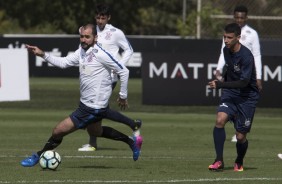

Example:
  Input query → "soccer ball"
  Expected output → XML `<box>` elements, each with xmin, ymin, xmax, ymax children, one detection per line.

<box><xmin>39</xmin><ymin>150</ymin><xmax>61</xmax><ymax>170</ymax></box>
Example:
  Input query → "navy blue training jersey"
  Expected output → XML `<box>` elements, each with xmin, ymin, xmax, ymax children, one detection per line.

<box><xmin>223</xmin><ymin>44</ymin><xmax>259</xmax><ymax>98</ymax></box>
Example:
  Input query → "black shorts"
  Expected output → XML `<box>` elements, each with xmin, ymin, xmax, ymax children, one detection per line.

<box><xmin>70</xmin><ymin>102</ymin><xmax>108</xmax><ymax>129</ymax></box>
<box><xmin>217</xmin><ymin>95</ymin><xmax>258</xmax><ymax>133</ymax></box>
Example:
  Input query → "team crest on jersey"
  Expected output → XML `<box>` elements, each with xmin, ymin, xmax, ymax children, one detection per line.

<box><xmin>86</xmin><ymin>52</ymin><xmax>94</xmax><ymax>62</ymax></box>
<box><xmin>105</xmin><ymin>32</ymin><xmax>112</xmax><ymax>40</ymax></box>
<box><xmin>234</xmin><ymin>64</ymin><xmax>240</xmax><ymax>72</ymax></box>
<box><xmin>86</xmin><ymin>51</ymin><xmax>97</xmax><ymax>62</ymax></box>
<box><xmin>110</xmin><ymin>28</ymin><xmax>117</xmax><ymax>32</ymax></box>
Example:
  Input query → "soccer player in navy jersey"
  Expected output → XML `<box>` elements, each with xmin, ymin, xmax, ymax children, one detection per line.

<box><xmin>215</xmin><ymin>5</ymin><xmax>262</xmax><ymax>143</ymax></box>
<box><xmin>208</xmin><ymin>23</ymin><xmax>260</xmax><ymax>172</ymax></box>
<box><xmin>20</xmin><ymin>24</ymin><xmax>142</xmax><ymax>167</ymax></box>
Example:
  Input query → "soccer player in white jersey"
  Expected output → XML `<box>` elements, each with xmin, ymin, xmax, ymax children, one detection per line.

<box><xmin>214</xmin><ymin>5</ymin><xmax>262</xmax><ymax>143</ymax></box>
<box><xmin>20</xmin><ymin>24</ymin><xmax>142</xmax><ymax>167</ymax></box>
<box><xmin>78</xmin><ymin>3</ymin><xmax>135</xmax><ymax>151</ymax></box>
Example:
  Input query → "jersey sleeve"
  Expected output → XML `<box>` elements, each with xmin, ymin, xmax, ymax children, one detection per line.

<box><xmin>115</xmin><ymin>29</ymin><xmax>133</xmax><ymax>65</ymax></box>
<box><xmin>251</xmin><ymin>31</ymin><xmax>262</xmax><ymax>79</ymax></box>
<box><xmin>44</xmin><ymin>49</ymin><xmax>80</xmax><ymax>68</ymax></box>
<box><xmin>216</xmin><ymin>38</ymin><xmax>225</xmax><ymax>71</ymax></box>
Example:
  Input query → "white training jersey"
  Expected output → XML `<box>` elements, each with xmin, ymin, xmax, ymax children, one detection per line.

<box><xmin>97</xmin><ymin>24</ymin><xmax>133</xmax><ymax>65</ymax></box>
<box><xmin>217</xmin><ymin>24</ymin><xmax>262</xmax><ymax>79</ymax></box>
<box><xmin>43</xmin><ymin>44</ymin><xmax>129</xmax><ymax>109</ymax></box>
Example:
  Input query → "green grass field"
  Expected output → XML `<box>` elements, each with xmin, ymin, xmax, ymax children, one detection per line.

<box><xmin>1</xmin><ymin>78</ymin><xmax>282</xmax><ymax>183</ymax></box>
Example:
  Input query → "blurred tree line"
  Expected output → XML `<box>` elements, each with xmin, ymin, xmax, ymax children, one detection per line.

<box><xmin>0</xmin><ymin>0</ymin><xmax>281</xmax><ymax>39</ymax></box>
<box><xmin>0</xmin><ymin>0</ymin><xmax>223</xmax><ymax>37</ymax></box>
<box><xmin>0</xmin><ymin>0</ymin><xmax>183</xmax><ymax>35</ymax></box>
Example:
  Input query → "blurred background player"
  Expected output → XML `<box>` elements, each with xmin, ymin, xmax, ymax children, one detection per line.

<box><xmin>78</xmin><ymin>3</ymin><xmax>134</xmax><ymax>151</ymax></box>
<box><xmin>214</xmin><ymin>5</ymin><xmax>262</xmax><ymax>143</ymax></box>
<box><xmin>208</xmin><ymin>23</ymin><xmax>260</xmax><ymax>172</ymax></box>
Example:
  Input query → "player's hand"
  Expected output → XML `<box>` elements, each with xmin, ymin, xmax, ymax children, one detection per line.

<box><xmin>25</xmin><ymin>44</ymin><xmax>45</xmax><ymax>57</ymax></box>
<box><xmin>208</xmin><ymin>80</ymin><xmax>218</xmax><ymax>89</ymax></box>
<box><xmin>256</xmin><ymin>79</ymin><xmax>262</xmax><ymax>92</ymax></box>
<box><xmin>117</xmin><ymin>97</ymin><xmax>129</xmax><ymax>110</ymax></box>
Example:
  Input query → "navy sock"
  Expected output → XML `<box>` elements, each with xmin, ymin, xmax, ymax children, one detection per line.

<box><xmin>37</xmin><ymin>136</ymin><xmax>62</xmax><ymax>156</ymax></box>
<box><xmin>213</xmin><ymin>127</ymin><xmax>226</xmax><ymax>161</ymax></box>
<box><xmin>89</xmin><ymin>136</ymin><xmax>97</xmax><ymax>148</ymax></box>
<box><xmin>105</xmin><ymin>109</ymin><xmax>136</xmax><ymax>131</ymax></box>
<box><xmin>101</xmin><ymin>126</ymin><xmax>133</xmax><ymax>146</ymax></box>
<box><xmin>235</xmin><ymin>139</ymin><xmax>248</xmax><ymax>164</ymax></box>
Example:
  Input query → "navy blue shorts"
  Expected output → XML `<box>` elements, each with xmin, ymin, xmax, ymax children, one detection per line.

<box><xmin>70</xmin><ymin>102</ymin><xmax>108</xmax><ymax>129</ymax></box>
<box><xmin>217</xmin><ymin>95</ymin><xmax>258</xmax><ymax>133</ymax></box>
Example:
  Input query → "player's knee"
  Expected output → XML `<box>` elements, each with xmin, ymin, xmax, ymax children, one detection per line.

<box><xmin>215</xmin><ymin>118</ymin><xmax>226</xmax><ymax>128</ymax></box>
<box><xmin>215</xmin><ymin>112</ymin><xmax>228</xmax><ymax>128</ymax></box>
<box><xmin>52</xmin><ymin>127</ymin><xmax>64</xmax><ymax>139</ymax></box>
<box><xmin>236</xmin><ymin>133</ymin><xmax>246</xmax><ymax>143</ymax></box>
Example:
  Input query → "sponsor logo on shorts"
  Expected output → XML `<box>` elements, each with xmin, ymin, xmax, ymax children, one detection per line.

<box><xmin>220</xmin><ymin>103</ymin><xmax>228</xmax><ymax>108</ymax></box>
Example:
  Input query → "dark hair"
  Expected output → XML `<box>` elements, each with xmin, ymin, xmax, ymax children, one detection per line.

<box><xmin>95</xmin><ymin>3</ymin><xmax>111</xmax><ymax>16</ymax></box>
<box><xmin>82</xmin><ymin>24</ymin><xmax>97</xmax><ymax>36</ymax></box>
<box><xmin>234</xmin><ymin>5</ymin><xmax>248</xmax><ymax>15</ymax></box>
<box><xmin>224</xmin><ymin>23</ymin><xmax>241</xmax><ymax>36</ymax></box>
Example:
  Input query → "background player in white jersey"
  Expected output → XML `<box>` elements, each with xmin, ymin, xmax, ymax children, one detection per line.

<box><xmin>214</xmin><ymin>5</ymin><xmax>262</xmax><ymax>143</ymax></box>
<box><xmin>78</xmin><ymin>3</ymin><xmax>134</xmax><ymax>151</ymax></box>
<box><xmin>20</xmin><ymin>24</ymin><xmax>142</xmax><ymax>167</ymax></box>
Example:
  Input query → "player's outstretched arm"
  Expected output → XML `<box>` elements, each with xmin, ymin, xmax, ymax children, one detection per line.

<box><xmin>25</xmin><ymin>44</ymin><xmax>45</xmax><ymax>57</ymax></box>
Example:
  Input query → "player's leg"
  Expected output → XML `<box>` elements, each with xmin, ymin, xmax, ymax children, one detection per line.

<box><xmin>79</xmin><ymin>108</ymin><xmax>142</xmax><ymax>152</ymax></box>
<box><xmin>86</xmin><ymin>121</ymin><xmax>142</xmax><ymax>161</ymax></box>
<box><xmin>101</xmin><ymin>126</ymin><xmax>142</xmax><ymax>161</ymax></box>
<box><xmin>78</xmin><ymin>133</ymin><xmax>97</xmax><ymax>151</ymax></box>
<box><xmin>234</xmin><ymin>132</ymin><xmax>247</xmax><ymax>171</ymax></box>
<box><xmin>103</xmin><ymin>108</ymin><xmax>143</xmax><ymax>160</ymax></box>
<box><xmin>209</xmin><ymin>111</ymin><xmax>228</xmax><ymax>171</ymax></box>
<box><xmin>76</xmin><ymin>103</ymin><xmax>100</xmax><ymax>152</ymax></box>
<box><xmin>21</xmin><ymin>117</ymin><xmax>77</xmax><ymax>167</ymax></box>
<box><xmin>233</xmin><ymin>101</ymin><xmax>256</xmax><ymax>172</ymax></box>
<box><xmin>105</xmin><ymin>108</ymin><xmax>142</xmax><ymax>134</ymax></box>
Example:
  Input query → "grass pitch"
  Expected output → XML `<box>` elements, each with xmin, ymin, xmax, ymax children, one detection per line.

<box><xmin>0</xmin><ymin>78</ymin><xmax>282</xmax><ymax>183</ymax></box>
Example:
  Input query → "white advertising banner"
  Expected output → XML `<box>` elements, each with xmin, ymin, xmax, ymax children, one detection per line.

<box><xmin>0</xmin><ymin>49</ymin><xmax>30</xmax><ymax>101</ymax></box>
